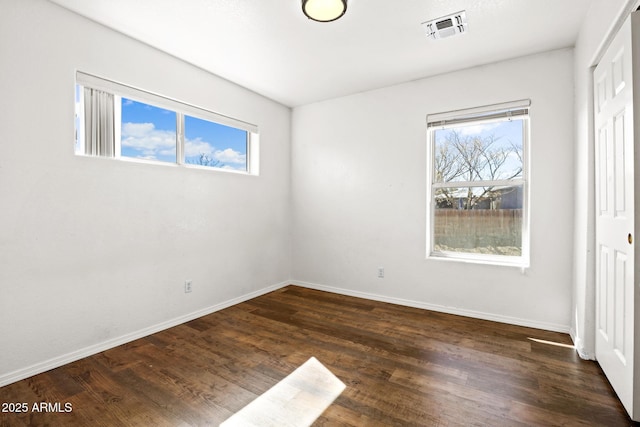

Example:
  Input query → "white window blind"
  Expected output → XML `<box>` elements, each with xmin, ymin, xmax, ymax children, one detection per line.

<box><xmin>427</xmin><ymin>99</ymin><xmax>531</xmax><ymax>129</ymax></box>
<box><xmin>76</xmin><ymin>71</ymin><xmax>258</xmax><ymax>134</ymax></box>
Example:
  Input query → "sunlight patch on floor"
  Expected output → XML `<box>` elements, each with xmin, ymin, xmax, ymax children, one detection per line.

<box><xmin>220</xmin><ymin>357</ymin><xmax>346</xmax><ymax>427</ymax></box>
<box><xmin>528</xmin><ymin>337</ymin><xmax>575</xmax><ymax>349</ymax></box>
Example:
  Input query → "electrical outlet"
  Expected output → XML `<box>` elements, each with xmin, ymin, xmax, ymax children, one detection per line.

<box><xmin>184</xmin><ymin>280</ymin><xmax>193</xmax><ymax>293</ymax></box>
<box><xmin>378</xmin><ymin>267</ymin><xmax>384</xmax><ymax>278</ymax></box>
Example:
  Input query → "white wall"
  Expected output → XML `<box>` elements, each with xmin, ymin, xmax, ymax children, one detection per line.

<box><xmin>0</xmin><ymin>0</ymin><xmax>291</xmax><ymax>385</ymax></box>
<box><xmin>291</xmin><ymin>49</ymin><xmax>575</xmax><ymax>331</ymax></box>
<box><xmin>571</xmin><ymin>0</ymin><xmax>635</xmax><ymax>359</ymax></box>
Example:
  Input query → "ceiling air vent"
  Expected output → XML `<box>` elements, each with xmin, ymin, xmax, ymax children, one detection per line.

<box><xmin>421</xmin><ymin>11</ymin><xmax>467</xmax><ymax>40</ymax></box>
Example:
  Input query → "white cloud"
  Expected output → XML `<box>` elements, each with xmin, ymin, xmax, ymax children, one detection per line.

<box><xmin>458</xmin><ymin>122</ymin><xmax>500</xmax><ymax>136</ymax></box>
<box><xmin>121</xmin><ymin>122</ymin><xmax>176</xmax><ymax>159</ymax></box>
<box><xmin>122</xmin><ymin>122</ymin><xmax>155</xmax><ymax>138</ymax></box>
<box><xmin>185</xmin><ymin>138</ymin><xmax>246</xmax><ymax>168</ymax></box>
<box><xmin>184</xmin><ymin>137</ymin><xmax>215</xmax><ymax>157</ymax></box>
<box><xmin>213</xmin><ymin>148</ymin><xmax>246</xmax><ymax>165</ymax></box>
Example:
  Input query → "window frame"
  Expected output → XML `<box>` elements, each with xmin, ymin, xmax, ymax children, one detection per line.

<box><xmin>426</xmin><ymin>100</ymin><xmax>531</xmax><ymax>267</ymax></box>
<box><xmin>75</xmin><ymin>71</ymin><xmax>259</xmax><ymax>175</ymax></box>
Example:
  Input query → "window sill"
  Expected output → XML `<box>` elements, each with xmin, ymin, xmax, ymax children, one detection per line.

<box><xmin>427</xmin><ymin>251</ymin><xmax>529</xmax><ymax>270</ymax></box>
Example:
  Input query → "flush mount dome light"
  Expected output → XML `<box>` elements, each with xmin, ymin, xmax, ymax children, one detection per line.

<box><xmin>302</xmin><ymin>0</ymin><xmax>347</xmax><ymax>22</ymax></box>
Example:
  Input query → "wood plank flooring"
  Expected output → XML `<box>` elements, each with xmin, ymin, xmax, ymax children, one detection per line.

<box><xmin>0</xmin><ymin>285</ymin><xmax>637</xmax><ymax>426</ymax></box>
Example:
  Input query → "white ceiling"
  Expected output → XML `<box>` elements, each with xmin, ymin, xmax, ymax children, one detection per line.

<box><xmin>49</xmin><ymin>0</ymin><xmax>591</xmax><ymax>107</ymax></box>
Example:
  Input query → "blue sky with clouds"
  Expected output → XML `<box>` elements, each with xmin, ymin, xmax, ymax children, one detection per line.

<box><xmin>120</xmin><ymin>97</ymin><xmax>247</xmax><ymax>170</ymax></box>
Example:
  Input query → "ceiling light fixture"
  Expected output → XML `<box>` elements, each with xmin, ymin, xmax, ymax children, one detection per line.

<box><xmin>302</xmin><ymin>0</ymin><xmax>347</xmax><ymax>22</ymax></box>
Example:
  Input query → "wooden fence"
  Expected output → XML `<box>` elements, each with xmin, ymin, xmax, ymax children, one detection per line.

<box><xmin>433</xmin><ymin>209</ymin><xmax>522</xmax><ymax>252</ymax></box>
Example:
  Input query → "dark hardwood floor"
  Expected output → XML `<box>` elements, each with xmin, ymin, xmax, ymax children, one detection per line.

<box><xmin>0</xmin><ymin>285</ymin><xmax>636</xmax><ymax>426</ymax></box>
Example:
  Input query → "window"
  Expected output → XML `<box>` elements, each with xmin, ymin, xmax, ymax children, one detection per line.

<box><xmin>426</xmin><ymin>100</ymin><xmax>530</xmax><ymax>266</ymax></box>
<box><xmin>75</xmin><ymin>72</ymin><xmax>257</xmax><ymax>174</ymax></box>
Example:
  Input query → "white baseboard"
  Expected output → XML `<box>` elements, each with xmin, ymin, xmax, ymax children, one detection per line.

<box><xmin>1</xmin><ymin>279</ymin><xmax>573</xmax><ymax>388</ymax></box>
<box><xmin>291</xmin><ymin>280</ymin><xmax>571</xmax><ymax>334</ymax></box>
<box><xmin>0</xmin><ymin>281</ymin><xmax>289</xmax><ymax>388</ymax></box>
